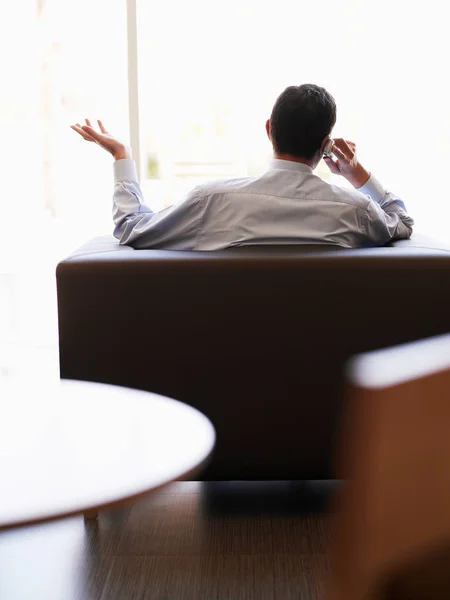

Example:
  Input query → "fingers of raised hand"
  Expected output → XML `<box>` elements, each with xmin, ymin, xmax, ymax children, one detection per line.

<box><xmin>97</xmin><ymin>119</ymin><xmax>107</xmax><ymax>134</ymax></box>
<box><xmin>81</xmin><ymin>124</ymin><xmax>103</xmax><ymax>143</ymax></box>
<box><xmin>70</xmin><ymin>124</ymin><xmax>95</xmax><ymax>142</ymax></box>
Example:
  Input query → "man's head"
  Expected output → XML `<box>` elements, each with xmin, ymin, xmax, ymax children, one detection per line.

<box><xmin>266</xmin><ymin>83</ymin><xmax>337</xmax><ymax>167</ymax></box>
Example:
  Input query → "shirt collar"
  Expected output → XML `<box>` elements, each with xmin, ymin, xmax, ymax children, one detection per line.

<box><xmin>268</xmin><ymin>159</ymin><xmax>313</xmax><ymax>174</ymax></box>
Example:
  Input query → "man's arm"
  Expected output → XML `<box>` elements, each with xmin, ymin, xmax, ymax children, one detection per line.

<box><xmin>112</xmin><ymin>159</ymin><xmax>204</xmax><ymax>249</ymax></box>
<box><xmin>357</xmin><ymin>173</ymin><xmax>414</xmax><ymax>244</ymax></box>
<box><xmin>324</xmin><ymin>138</ymin><xmax>413</xmax><ymax>243</ymax></box>
<box><xmin>71</xmin><ymin>119</ymin><xmax>204</xmax><ymax>250</ymax></box>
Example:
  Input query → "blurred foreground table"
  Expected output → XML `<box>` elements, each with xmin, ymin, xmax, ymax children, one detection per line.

<box><xmin>0</xmin><ymin>379</ymin><xmax>215</xmax><ymax>530</ymax></box>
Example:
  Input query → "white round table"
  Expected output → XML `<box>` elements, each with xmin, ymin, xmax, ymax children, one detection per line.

<box><xmin>0</xmin><ymin>379</ymin><xmax>215</xmax><ymax>530</ymax></box>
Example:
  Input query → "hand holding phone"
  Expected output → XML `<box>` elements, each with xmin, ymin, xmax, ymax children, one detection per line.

<box><xmin>323</xmin><ymin>138</ymin><xmax>370</xmax><ymax>188</ymax></box>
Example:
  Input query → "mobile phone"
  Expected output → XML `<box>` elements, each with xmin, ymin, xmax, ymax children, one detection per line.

<box><xmin>323</xmin><ymin>139</ymin><xmax>334</xmax><ymax>158</ymax></box>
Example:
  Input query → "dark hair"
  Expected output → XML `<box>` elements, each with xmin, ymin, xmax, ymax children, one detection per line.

<box><xmin>269</xmin><ymin>84</ymin><xmax>336</xmax><ymax>159</ymax></box>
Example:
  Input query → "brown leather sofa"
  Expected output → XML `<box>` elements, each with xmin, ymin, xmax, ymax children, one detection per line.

<box><xmin>56</xmin><ymin>233</ymin><xmax>450</xmax><ymax>480</ymax></box>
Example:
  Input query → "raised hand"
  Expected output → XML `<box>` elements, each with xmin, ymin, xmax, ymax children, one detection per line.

<box><xmin>323</xmin><ymin>138</ymin><xmax>370</xmax><ymax>188</ymax></box>
<box><xmin>70</xmin><ymin>119</ymin><xmax>131</xmax><ymax>160</ymax></box>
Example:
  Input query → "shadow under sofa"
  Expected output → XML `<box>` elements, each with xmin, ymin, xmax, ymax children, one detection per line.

<box><xmin>56</xmin><ymin>233</ymin><xmax>450</xmax><ymax>480</ymax></box>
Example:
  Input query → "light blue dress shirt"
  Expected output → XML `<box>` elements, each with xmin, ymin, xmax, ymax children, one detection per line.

<box><xmin>112</xmin><ymin>158</ymin><xmax>413</xmax><ymax>250</ymax></box>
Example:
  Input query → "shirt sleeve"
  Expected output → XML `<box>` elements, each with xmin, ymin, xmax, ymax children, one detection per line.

<box><xmin>357</xmin><ymin>173</ymin><xmax>414</xmax><ymax>245</ymax></box>
<box><xmin>112</xmin><ymin>159</ymin><xmax>204</xmax><ymax>250</ymax></box>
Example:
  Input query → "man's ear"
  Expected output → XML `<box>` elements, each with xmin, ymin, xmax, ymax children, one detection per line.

<box><xmin>265</xmin><ymin>119</ymin><xmax>271</xmax><ymax>141</ymax></box>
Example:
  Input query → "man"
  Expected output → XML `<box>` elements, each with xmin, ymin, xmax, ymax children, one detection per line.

<box><xmin>71</xmin><ymin>83</ymin><xmax>413</xmax><ymax>250</ymax></box>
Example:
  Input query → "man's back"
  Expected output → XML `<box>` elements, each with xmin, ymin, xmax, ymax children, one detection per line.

<box><xmin>112</xmin><ymin>158</ymin><xmax>413</xmax><ymax>250</ymax></box>
<box><xmin>194</xmin><ymin>160</ymin><xmax>373</xmax><ymax>250</ymax></box>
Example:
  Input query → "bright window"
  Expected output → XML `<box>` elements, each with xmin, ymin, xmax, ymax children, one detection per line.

<box><xmin>0</xmin><ymin>0</ymin><xmax>127</xmax><ymax>376</ymax></box>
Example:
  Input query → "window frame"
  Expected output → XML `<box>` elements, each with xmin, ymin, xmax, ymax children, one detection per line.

<box><xmin>126</xmin><ymin>0</ymin><xmax>142</xmax><ymax>180</ymax></box>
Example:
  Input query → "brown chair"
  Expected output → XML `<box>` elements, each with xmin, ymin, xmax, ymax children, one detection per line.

<box><xmin>327</xmin><ymin>333</ymin><xmax>450</xmax><ymax>600</ymax></box>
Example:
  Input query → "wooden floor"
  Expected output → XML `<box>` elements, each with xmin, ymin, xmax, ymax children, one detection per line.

<box><xmin>0</xmin><ymin>480</ymin><xmax>336</xmax><ymax>600</ymax></box>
